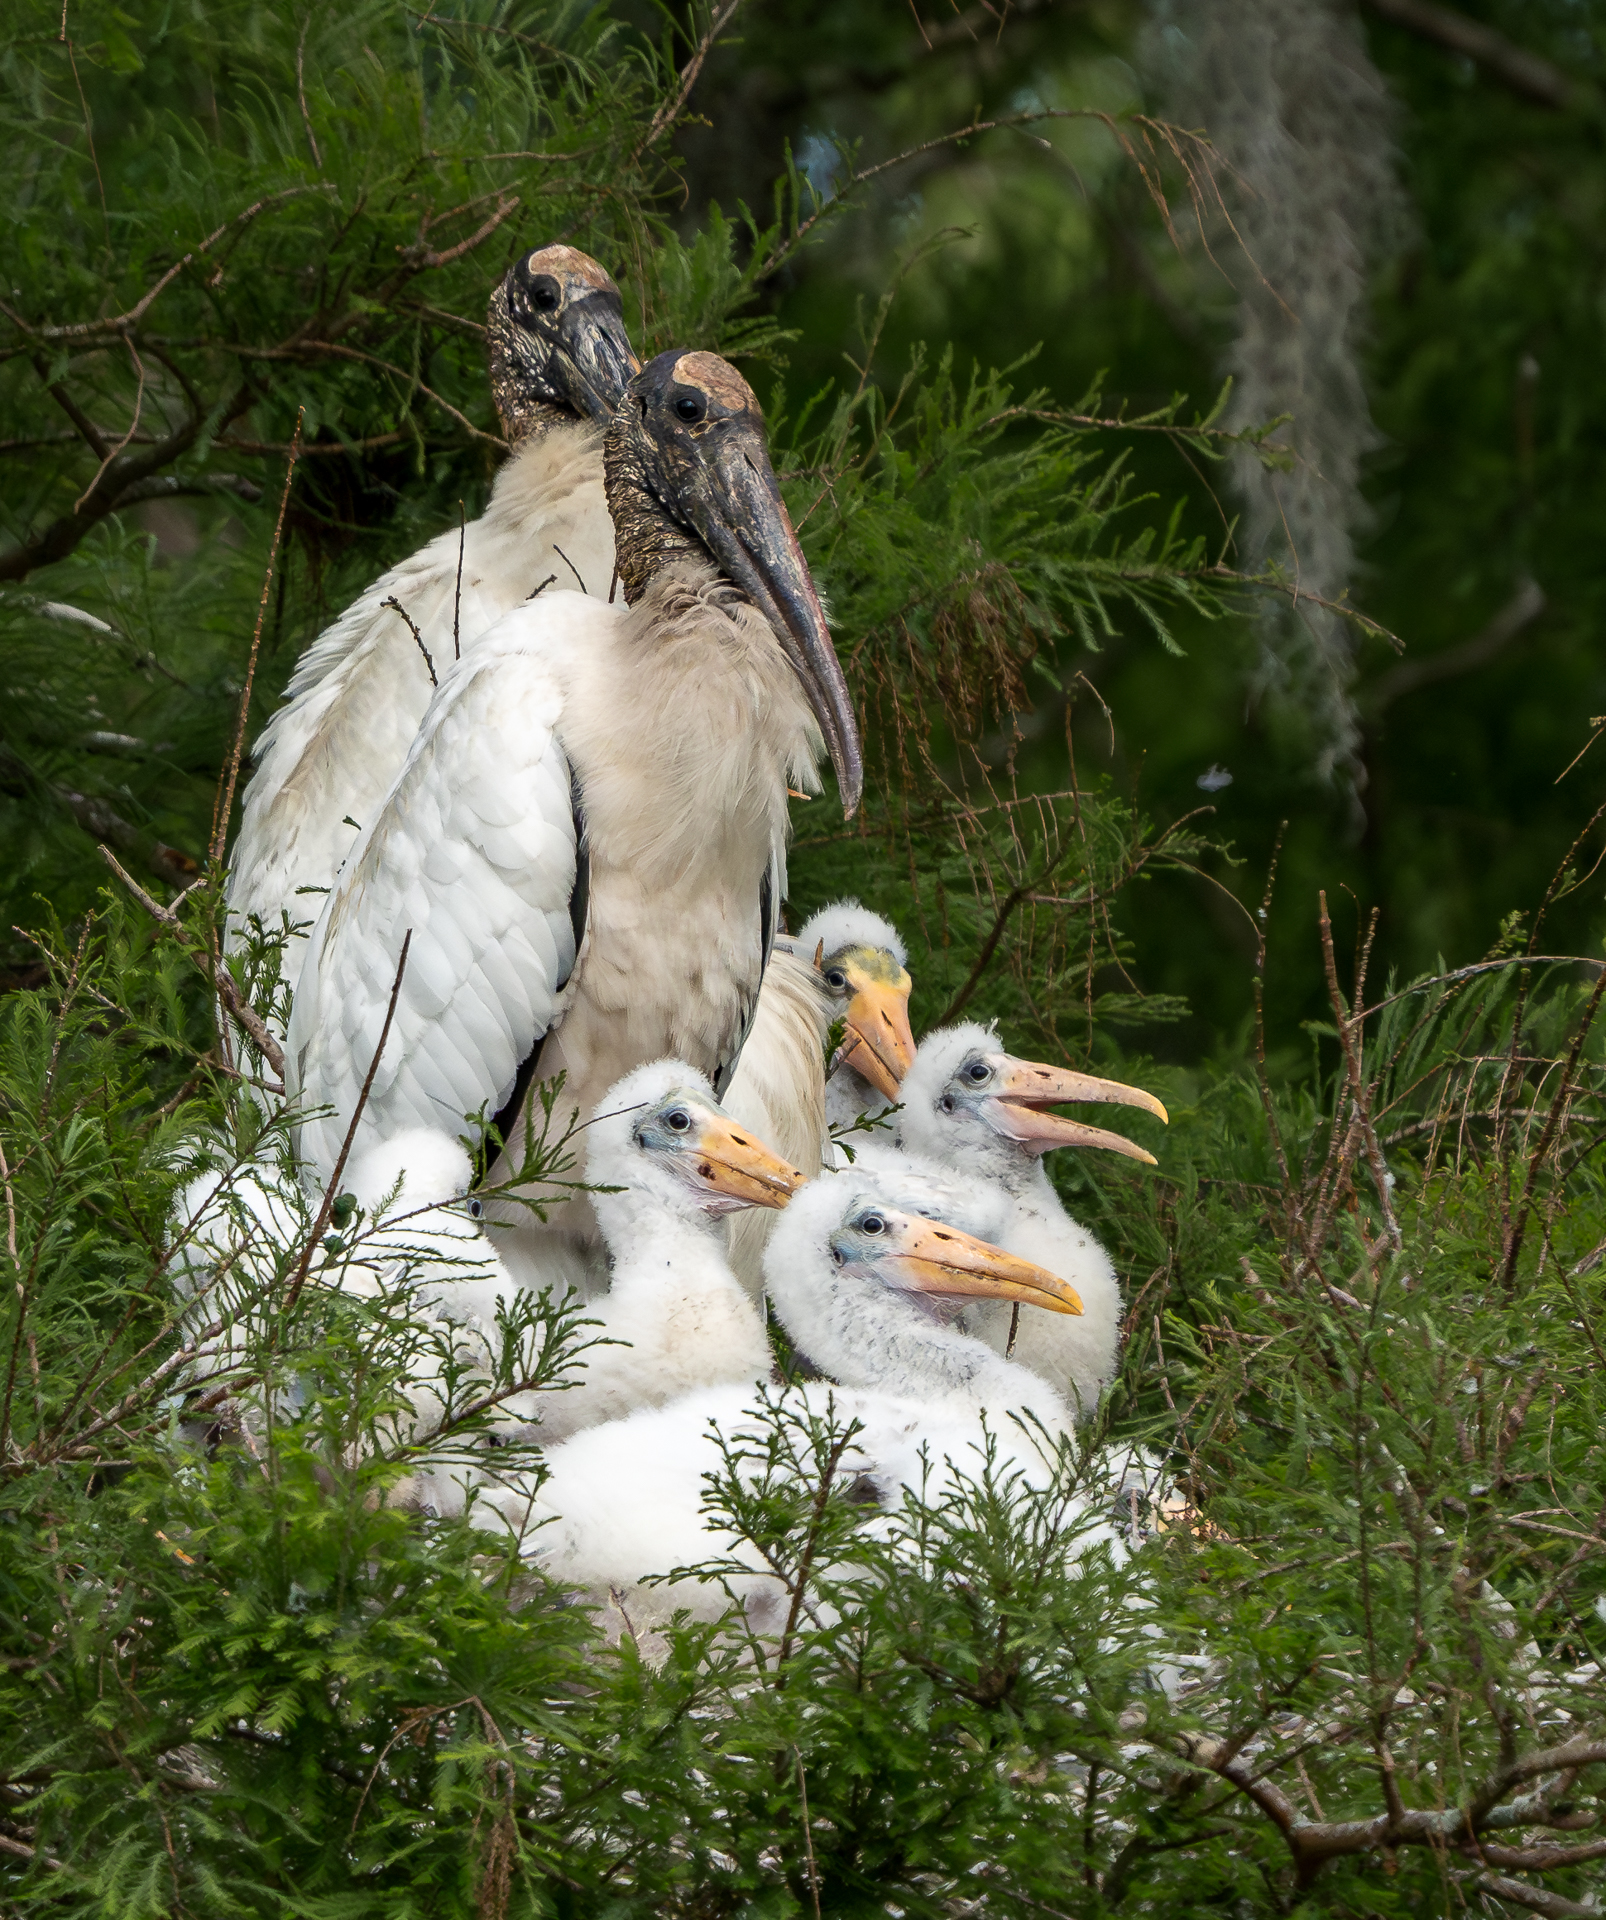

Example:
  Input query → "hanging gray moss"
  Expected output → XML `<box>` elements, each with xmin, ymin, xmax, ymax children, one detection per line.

<box><xmin>1148</xmin><ymin>0</ymin><xmax>1407</xmax><ymax>794</ymax></box>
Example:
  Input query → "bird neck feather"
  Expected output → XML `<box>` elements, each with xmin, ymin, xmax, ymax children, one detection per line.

<box><xmin>602</xmin><ymin>439</ymin><xmax>707</xmax><ymax>604</ymax></box>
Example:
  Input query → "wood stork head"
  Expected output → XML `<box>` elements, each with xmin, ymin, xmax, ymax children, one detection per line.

<box><xmin>796</xmin><ymin>900</ymin><xmax>916</xmax><ymax>1100</ymax></box>
<box><xmin>486</xmin><ymin>245</ymin><xmax>639</xmax><ymax>441</ymax></box>
<box><xmin>605</xmin><ymin>349</ymin><xmax>863</xmax><ymax>815</ymax></box>
<box><xmin>764</xmin><ymin>1172</ymin><xmax>1081</xmax><ymax>1389</ymax></box>
<box><xmin>896</xmin><ymin>1023</ymin><xmax>1168</xmax><ymax>1189</ymax></box>
<box><xmin>586</xmin><ymin>1059</ymin><xmax>806</xmax><ymax>1241</ymax></box>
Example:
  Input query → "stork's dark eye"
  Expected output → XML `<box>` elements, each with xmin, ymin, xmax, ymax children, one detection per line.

<box><xmin>860</xmin><ymin>1213</ymin><xmax>887</xmax><ymax>1235</ymax></box>
<box><xmin>965</xmin><ymin>1061</ymin><xmax>991</xmax><ymax>1083</ymax></box>
<box><xmin>825</xmin><ymin>968</ymin><xmax>848</xmax><ymax>991</ymax></box>
<box><xmin>663</xmin><ymin>1107</ymin><xmax>692</xmax><ymax>1133</ymax></box>
<box><xmin>674</xmin><ymin>393</ymin><xmax>706</xmax><ymax>423</ymax></box>
<box><xmin>940</xmin><ymin>1093</ymin><xmax>956</xmax><ymax>1114</ymax></box>
<box><xmin>514</xmin><ymin>270</ymin><xmax>563</xmax><ymax>319</ymax></box>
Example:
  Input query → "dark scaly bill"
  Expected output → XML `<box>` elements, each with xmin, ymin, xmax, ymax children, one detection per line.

<box><xmin>487</xmin><ymin>244</ymin><xmax>640</xmax><ymax>431</ymax></box>
<box><xmin>611</xmin><ymin>349</ymin><xmax>864</xmax><ymax>816</ymax></box>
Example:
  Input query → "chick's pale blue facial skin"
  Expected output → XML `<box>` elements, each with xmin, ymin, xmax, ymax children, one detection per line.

<box><xmin>634</xmin><ymin>1091</ymin><xmax>804</xmax><ymax>1212</ymax></box>
<box><xmin>937</xmin><ymin>1050</ymin><xmax>1167</xmax><ymax>1165</ymax></box>
<box><xmin>829</xmin><ymin>1202</ymin><xmax>1083</xmax><ymax>1314</ymax></box>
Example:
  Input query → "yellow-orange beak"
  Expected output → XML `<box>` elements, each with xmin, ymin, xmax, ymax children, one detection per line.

<box><xmin>878</xmin><ymin>1208</ymin><xmax>1083</xmax><ymax>1315</ymax></box>
<box><xmin>986</xmin><ymin>1057</ymin><xmax>1168</xmax><ymax>1165</ymax></box>
<box><xmin>683</xmin><ymin>1115</ymin><xmax>807</xmax><ymax>1212</ymax></box>
<box><xmin>837</xmin><ymin>971</ymin><xmax>917</xmax><ymax>1101</ymax></box>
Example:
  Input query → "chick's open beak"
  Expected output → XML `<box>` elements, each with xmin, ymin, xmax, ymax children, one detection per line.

<box><xmin>683</xmin><ymin>1114</ymin><xmax>806</xmax><ymax>1211</ymax></box>
<box><xmin>983</xmin><ymin>1056</ymin><xmax>1167</xmax><ymax>1165</ymax></box>
<box><xmin>880</xmin><ymin>1209</ymin><xmax>1083</xmax><ymax>1315</ymax></box>
<box><xmin>837</xmin><ymin>969</ymin><xmax>916</xmax><ymax>1101</ymax></box>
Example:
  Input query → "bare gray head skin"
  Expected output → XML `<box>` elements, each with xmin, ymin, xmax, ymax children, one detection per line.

<box><xmin>603</xmin><ymin>349</ymin><xmax>864</xmax><ymax>815</ymax></box>
<box><xmin>485</xmin><ymin>245</ymin><xmax>639</xmax><ymax>444</ymax></box>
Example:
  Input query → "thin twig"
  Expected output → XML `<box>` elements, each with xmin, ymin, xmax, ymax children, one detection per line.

<box><xmin>73</xmin><ymin>336</ymin><xmax>145</xmax><ymax>513</ymax></box>
<box><xmin>794</xmin><ymin>1747</ymin><xmax>822</xmax><ymax>1920</ymax></box>
<box><xmin>1318</xmin><ymin>891</ymin><xmax>1402</xmax><ymax>1251</ymax></box>
<box><xmin>296</xmin><ymin>15</ymin><xmax>323</xmax><ymax>170</ymax></box>
<box><xmin>631</xmin><ymin>0</ymin><xmax>745</xmax><ymax>158</ymax></box>
<box><xmin>98</xmin><ymin>847</ymin><xmax>285</xmax><ymax>1082</ymax></box>
<box><xmin>453</xmin><ymin>500</ymin><xmax>465</xmax><ymax>661</ymax></box>
<box><xmin>211</xmin><ymin>412</ymin><xmax>303</xmax><ymax>867</ymax></box>
<box><xmin>382</xmin><ymin>596</ymin><xmax>437</xmax><ymax>687</ymax></box>
<box><xmin>280</xmin><ymin>932</ymin><xmax>411</xmax><ymax>1319</ymax></box>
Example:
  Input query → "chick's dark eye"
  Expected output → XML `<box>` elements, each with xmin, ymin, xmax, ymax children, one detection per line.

<box><xmin>674</xmin><ymin>394</ymin><xmax>705</xmax><ymax>422</ymax></box>
<box><xmin>533</xmin><ymin>287</ymin><xmax>558</xmax><ymax>312</ymax></box>
<box><xmin>861</xmin><ymin>1213</ymin><xmax>886</xmax><ymax>1235</ymax></box>
<box><xmin>664</xmin><ymin>1108</ymin><xmax>692</xmax><ymax>1132</ymax></box>
<box><xmin>825</xmin><ymin>969</ymin><xmax>847</xmax><ymax>990</ymax></box>
<box><xmin>966</xmin><ymin>1062</ymin><xmax>990</xmax><ymax>1082</ymax></box>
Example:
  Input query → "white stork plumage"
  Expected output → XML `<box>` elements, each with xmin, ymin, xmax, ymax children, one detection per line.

<box><xmin>893</xmin><ymin>1023</ymin><xmax>1168</xmax><ymax>1418</ymax></box>
<box><xmin>226</xmin><ymin>245</ymin><xmax>638</xmax><ymax>960</ymax></box>
<box><xmin>285</xmin><ymin>350</ymin><xmax>862</xmax><ymax>1292</ymax></box>
<box><xmin>521</xmin><ymin>1170</ymin><xmax>1104</xmax><ymax>1632</ymax></box>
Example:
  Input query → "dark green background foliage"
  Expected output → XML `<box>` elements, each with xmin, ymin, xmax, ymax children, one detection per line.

<box><xmin>3</xmin><ymin>1</ymin><xmax>1606</xmax><ymax>1913</ymax></box>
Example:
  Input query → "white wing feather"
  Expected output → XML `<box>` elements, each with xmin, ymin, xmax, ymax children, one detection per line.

<box><xmin>286</xmin><ymin>599</ymin><xmax>616</xmax><ymax>1180</ymax></box>
<box><xmin>227</xmin><ymin>426</ymin><xmax>612</xmax><ymax>951</ymax></box>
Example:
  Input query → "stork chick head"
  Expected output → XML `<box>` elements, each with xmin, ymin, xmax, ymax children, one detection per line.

<box><xmin>796</xmin><ymin>900</ymin><xmax>915</xmax><ymax>1101</ymax></box>
<box><xmin>587</xmin><ymin>1060</ymin><xmax>806</xmax><ymax>1238</ymax></box>
<box><xmin>898</xmin><ymin>1023</ymin><xmax>1168</xmax><ymax>1187</ymax></box>
<box><xmin>486</xmin><ymin>244</ymin><xmax>638</xmax><ymax>442</ymax></box>
<box><xmin>605</xmin><ymin>349</ymin><xmax>863</xmax><ymax>816</ymax></box>
<box><xmin>765</xmin><ymin>1173</ymin><xmax>1080</xmax><ymax>1361</ymax></box>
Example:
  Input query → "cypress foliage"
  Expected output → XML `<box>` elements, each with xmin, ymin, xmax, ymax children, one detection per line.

<box><xmin>2</xmin><ymin>3</ymin><xmax>1603</xmax><ymax>1914</ymax></box>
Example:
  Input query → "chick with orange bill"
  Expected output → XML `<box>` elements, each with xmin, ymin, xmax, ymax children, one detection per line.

<box><xmin>477</xmin><ymin>1060</ymin><xmax>805</xmax><ymax>1454</ymax></box>
<box><xmin>893</xmin><ymin>1023</ymin><xmax>1168</xmax><ymax>1418</ymax></box>
<box><xmin>721</xmin><ymin>901</ymin><xmax>916</xmax><ymax>1302</ymax></box>
<box><xmin>793</xmin><ymin>901</ymin><xmax>918</xmax><ymax>1137</ymax></box>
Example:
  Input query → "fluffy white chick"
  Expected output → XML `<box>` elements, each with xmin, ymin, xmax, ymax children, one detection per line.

<box><xmin>793</xmin><ymin>900</ymin><xmax>917</xmax><ymax>1138</ymax></box>
<box><xmin>492</xmin><ymin>1059</ymin><xmax>802</xmax><ymax>1448</ymax></box>
<box><xmin>895</xmin><ymin>1024</ymin><xmax>1168</xmax><ymax>1419</ymax></box>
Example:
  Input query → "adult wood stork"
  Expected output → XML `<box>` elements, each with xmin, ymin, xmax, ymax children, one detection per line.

<box><xmin>521</xmin><ymin>1170</ymin><xmax>1103</xmax><ymax>1631</ymax></box>
<box><xmin>285</xmin><ymin>350</ymin><xmax>863</xmax><ymax>1288</ymax></box>
<box><xmin>893</xmin><ymin>1023</ymin><xmax>1168</xmax><ymax>1417</ymax></box>
<box><xmin>226</xmin><ymin>245</ymin><xmax>638</xmax><ymax>957</ymax></box>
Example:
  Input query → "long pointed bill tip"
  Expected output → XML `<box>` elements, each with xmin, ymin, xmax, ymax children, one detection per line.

<box><xmin>883</xmin><ymin>1213</ymin><xmax>1084</xmax><ymax>1315</ymax></box>
<box><xmin>988</xmin><ymin>1098</ymin><xmax>1161</xmax><ymax>1166</ymax></box>
<box><xmin>999</xmin><ymin>1059</ymin><xmax>1169</xmax><ymax>1126</ymax></box>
